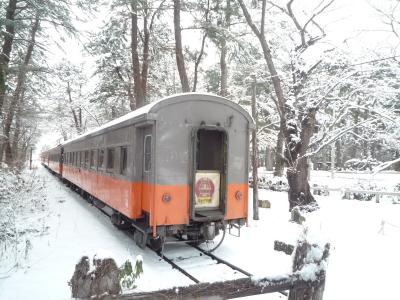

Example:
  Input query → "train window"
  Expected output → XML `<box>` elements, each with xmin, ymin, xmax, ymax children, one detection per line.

<box><xmin>98</xmin><ymin>149</ymin><xmax>105</xmax><ymax>170</ymax></box>
<box><xmin>79</xmin><ymin>151</ymin><xmax>85</xmax><ymax>168</ymax></box>
<box><xmin>84</xmin><ymin>151</ymin><xmax>89</xmax><ymax>168</ymax></box>
<box><xmin>90</xmin><ymin>150</ymin><xmax>95</xmax><ymax>169</ymax></box>
<box><xmin>120</xmin><ymin>147</ymin><xmax>127</xmax><ymax>175</ymax></box>
<box><xmin>106</xmin><ymin>148</ymin><xmax>115</xmax><ymax>172</ymax></box>
<box><xmin>144</xmin><ymin>135</ymin><xmax>151</xmax><ymax>172</ymax></box>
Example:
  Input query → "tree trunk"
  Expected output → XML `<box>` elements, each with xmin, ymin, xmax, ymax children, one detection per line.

<box><xmin>220</xmin><ymin>43</ymin><xmax>228</xmax><ymax>97</ymax></box>
<box><xmin>140</xmin><ymin>1</ymin><xmax>150</xmax><ymax>106</ymax></box>
<box><xmin>173</xmin><ymin>0</ymin><xmax>190</xmax><ymax>92</ymax></box>
<box><xmin>287</xmin><ymin>158</ymin><xmax>315</xmax><ymax>210</ymax></box>
<box><xmin>192</xmin><ymin>33</ymin><xmax>207</xmax><ymax>92</ymax></box>
<box><xmin>219</xmin><ymin>0</ymin><xmax>231</xmax><ymax>97</ymax></box>
<box><xmin>3</xmin><ymin>15</ymin><xmax>39</xmax><ymax>165</ymax></box>
<box><xmin>11</xmin><ymin>88</ymin><xmax>24</xmax><ymax>163</ymax></box>
<box><xmin>67</xmin><ymin>81</ymin><xmax>82</xmax><ymax>134</ymax></box>
<box><xmin>0</xmin><ymin>0</ymin><xmax>18</xmax><ymax>115</ymax></box>
<box><xmin>131</xmin><ymin>0</ymin><xmax>145</xmax><ymax>109</ymax></box>
<box><xmin>273</xmin><ymin>127</ymin><xmax>285</xmax><ymax>176</ymax></box>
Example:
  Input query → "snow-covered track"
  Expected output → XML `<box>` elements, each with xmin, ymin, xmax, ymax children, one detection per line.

<box><xmin>150</xmin><ymin>242</ymin><xmax>252</xmax><ymax>285</ymax></box>
<box><xmin>151</xmin><ymin>247</ymin><xmax>200</xmax><ymax>284</ymax></box>
<box><xmin>190</xmin><ymin>244</ymin><xmax>252</xmax><ymax>277</ymax></box>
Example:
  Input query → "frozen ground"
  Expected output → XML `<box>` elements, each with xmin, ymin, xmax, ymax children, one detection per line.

<box><xmin>1</xmin><ymin>166</ymin><xmax>400</xmax><ymax>299</ymax></box>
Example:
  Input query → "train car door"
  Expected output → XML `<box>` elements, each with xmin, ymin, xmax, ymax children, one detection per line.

<box><xmin>142</xmin><ymin>127</ymin><xmax>153</xmax><ymax>184</ymax></box>
<box><xmin>192</xmin><ymin>127</ymin><xmax>228</xmax><ymax>221</ymax></box>
<box><xmin>137</xmin><ymin>126</ymin><xmax>154</xmax><ymax>216</ymax></box>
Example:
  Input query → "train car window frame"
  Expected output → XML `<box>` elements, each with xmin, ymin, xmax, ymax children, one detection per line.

<box><xmin>80</xmin><ymin>152</ymin><xmax>83</xmax><ymax>168</ymax></box>
<box><xmin>98</xmin><ymin>149</ymin><xmax>105</xmax><ymax>170</ymax></box>
<box><xmin>144</xmin><ymin>135</ymin><xmax>152</xmax><ymax>172</ymax></box>
<box><xmin>120</xmin><ymin>146</ymin><xmax>128</xmax><ymax>175</ymax></box>
<box><xmin>90</xmin><ymin>150</ymin><xmax>96</xmax><ymax>169</ymax></box>
<box><xmin>106</xmin><ymin>148</ymin><xmax>115</xmax><ymax>173</ymax></box>
<box><xmin>84</xmin><ymin>150</ymin><xmax>89</xmax><ymax>169</ymax></box>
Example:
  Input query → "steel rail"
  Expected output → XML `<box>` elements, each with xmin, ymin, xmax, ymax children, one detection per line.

<box><xmin>150</xmin><ymin>247</ymin><xmax>200</xmax><ymax>284</ymax></box>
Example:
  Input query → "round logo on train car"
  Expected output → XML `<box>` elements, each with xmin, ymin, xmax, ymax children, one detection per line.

<box><xmin>195</xmin><ymin>177</ymin><xmax>215</xmax><ymax>203</ymax></box>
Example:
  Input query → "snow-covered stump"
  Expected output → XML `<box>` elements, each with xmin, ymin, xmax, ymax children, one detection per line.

<box><xmin>69</xmin><ymin>256</ymin><xmax>121</xmax><ymax>298</ymax></box>
<box><xmin>289</xmin><ymin>240</ymin><xmax>330</xmax><ymax>300</ymax></box>
<box><xmin>69</xmin><ymin>254</ymin><xmax>143</xmax><ymax>299</ymax></box>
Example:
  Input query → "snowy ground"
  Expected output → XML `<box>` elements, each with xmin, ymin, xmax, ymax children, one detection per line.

<box><xmin>1</xmin><ymin>166</ymin><xmax>400</xmax><ymax>299</ymax></box>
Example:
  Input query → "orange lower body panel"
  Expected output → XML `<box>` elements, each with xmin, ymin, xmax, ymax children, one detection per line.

<box><xmin>62</xmin><ymin>165</ymin><xmax>248</xmax><ymax>227</ymax></box>
<box><xmin>226</xmin><ymin>183</ymin><xmax>249</xmax><ymax>221</ymax></box>
<box><xmin>47</xmin><ymin>161</ymin><xmax>61</xmax><ymax>175</ymax></box>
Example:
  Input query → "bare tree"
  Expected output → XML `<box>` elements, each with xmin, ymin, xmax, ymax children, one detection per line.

<box><xmin>238</xmin><ymin>0</ymin><xmax>335</xmax><ymax>210</ymax></box>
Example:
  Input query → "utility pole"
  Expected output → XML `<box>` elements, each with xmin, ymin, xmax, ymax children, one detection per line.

<box><xmin>29</xmin><ymin>147</ymin><xmax>33</xmax><ymax>170</ymax></box>
<box><xmin>251</xmin><ymin>75</ymin><xmax>259</xmax><ymax>220</ymax></box>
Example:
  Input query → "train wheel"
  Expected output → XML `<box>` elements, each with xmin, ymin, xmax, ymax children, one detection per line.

<box><xmin>111</xmin><ymin>213</ymin><xmax>131</xmax><ymax>230</ymax></box>
<box><xmin>149</xmin><ymin>236</ymin><xmax>164</xmax><ymax>253</ymax></box>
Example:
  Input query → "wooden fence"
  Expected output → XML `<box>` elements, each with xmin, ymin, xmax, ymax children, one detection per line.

<box><xmin>311</xmin><ymin>186</ymin><xmax>400</xmax><ymax>203</ymax></box>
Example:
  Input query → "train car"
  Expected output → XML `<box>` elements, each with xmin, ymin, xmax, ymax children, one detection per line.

<box><xmin>42</xmin><ymin>93</ymin><xmax>253</xmax><ymax>250</ymax></box>
<box><xmin>41</xmin><ymin>145</ymin><xmax>63</xmax><ymax>176</ymax></box>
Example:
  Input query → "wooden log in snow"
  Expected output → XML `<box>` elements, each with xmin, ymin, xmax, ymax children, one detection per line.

<box><xmin>113</xmin><ymin>273</ymin><xmax>326</xmax><ymax>300</ymax></box>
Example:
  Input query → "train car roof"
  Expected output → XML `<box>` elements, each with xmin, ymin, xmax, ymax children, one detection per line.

<box><xmin>61</xmin><ymin>93</ymin><xmax>253</xmax><ymax>147</ymax></box>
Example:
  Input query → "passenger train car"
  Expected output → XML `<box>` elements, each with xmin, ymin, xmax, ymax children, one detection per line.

<box><xmin>41</xmin><ymin>93</ymin><xmax>253</xmax><ymax>250</ymax></box>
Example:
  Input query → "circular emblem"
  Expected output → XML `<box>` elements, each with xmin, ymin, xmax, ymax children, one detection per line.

<box><xmin>162</xmin><ymin>192</ymin><xmax>172</xmax><ymax>203</ymax></box>
<box><xmin>195</xmin><ymin>177</ymin><xmax>215</xmax><ymax>199</ymax></box>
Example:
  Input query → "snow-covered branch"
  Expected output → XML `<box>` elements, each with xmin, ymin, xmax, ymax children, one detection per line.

<box><xmin>303</xmin><ymin>118</ymin><xmax>379</xmax><ymax>158</ymax></box>
<box><xmin>374</xmin><ymin>157</ymin><xmax>400</xmax><ymax>174</ymax></box>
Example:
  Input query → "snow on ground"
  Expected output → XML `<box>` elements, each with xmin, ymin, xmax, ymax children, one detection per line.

<box><xmin>1</xmin><ymin>166</ymin><xmax>400</xmax><ymax>299</ymax></box>
<box><xmin>0</xmin><ymin>167</ymin><xmax>192</xmax><ymax>299</ymax></box>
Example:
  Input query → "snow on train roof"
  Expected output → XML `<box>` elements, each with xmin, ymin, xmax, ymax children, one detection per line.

<box><xmin>61</xmin><ymin>93</ymin><xmax>252</xmax><ymax>146</ymax></box>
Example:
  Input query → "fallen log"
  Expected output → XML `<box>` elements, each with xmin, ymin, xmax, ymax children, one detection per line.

<box><xmin>112</xmin><ymin>272</ymin><xmax>326</xmax><ymax>300</ymax></box>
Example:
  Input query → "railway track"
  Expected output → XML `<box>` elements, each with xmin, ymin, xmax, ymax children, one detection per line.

<box><xmin>151</xmin><ymin>240</ymin><xmax>288</xmax><ymax>297</ymax></box>
<box><xmin>150</xmin><ymin>241</ymin><xmax>252</xmax><ymax>285</ymax></box>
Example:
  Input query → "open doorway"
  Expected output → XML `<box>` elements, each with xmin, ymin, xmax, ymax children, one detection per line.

<box><xmin>193</xmin><ymin>128</ymin><xmax>227</xmax><ymax>220</ymax></box>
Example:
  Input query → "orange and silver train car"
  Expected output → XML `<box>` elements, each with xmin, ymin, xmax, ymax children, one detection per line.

<box><xmin>41</xmin><ymin>145</ymin><xmax>63</xmax><ymax>175</ymax></box>
<box><xmin>42</xmin><ymin>93</ymin><xmax>253</xmax><ymax>250</ymax></box>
